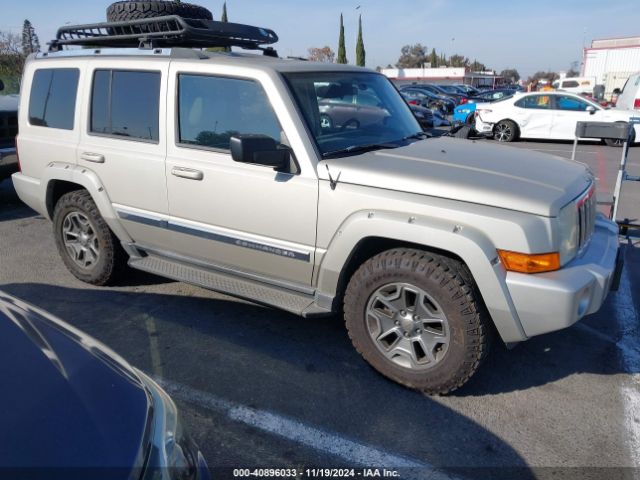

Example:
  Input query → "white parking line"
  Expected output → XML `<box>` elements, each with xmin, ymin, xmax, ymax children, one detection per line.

<box><xmin>612</xmin><ymin>262</ymin><xmax>640</xmax><ymax>469</ymax></box>
<box><xmin>155</xmin><ymin>378</ymin><xmax>456</xmax><ymax>479</ymax></box>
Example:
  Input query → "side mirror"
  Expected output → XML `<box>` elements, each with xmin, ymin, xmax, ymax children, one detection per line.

<box><xmin>0</xmin><ymin>79</ymin><xmax>4</xmax><ymax>92</ymax></box>
<box><xmin>612</xmin><ymin>88</ymin><xmax>621</xmax><ymax>96</ymax></box>
<box><xmin>586</xmin><ymin>105</ymin><xmax>596</xmax><ymax>115</ymax></box>
<box><xmin>230</xmin><ymin>134</ymin><xmax>290</xmax><ymax>171</ymax></box>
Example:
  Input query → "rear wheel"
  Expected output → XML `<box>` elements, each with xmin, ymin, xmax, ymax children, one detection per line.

<box><xmin>53</xmin><ymin>190</ymin><xmax>127</xmax><ymax>286</ymax></box>
<box><xmin>493</xmin><ymin>120</ymin><xmax>518</xmax><ymax>142</ymax></box>
<box><xmin>343</xmin><ymin>249</ymin><xmax>491</xmax><ymax>395</ymax></box>
<box><xmin>106</xmin><ymin>1</ymin><xmax>213</xmax><ymax>22</ymax></box>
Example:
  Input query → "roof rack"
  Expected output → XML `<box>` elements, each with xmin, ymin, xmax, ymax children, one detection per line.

<box><xmin>49</xmin><ymin>15</ymin><xmax>279</xmax><ymax>56</ymax></box>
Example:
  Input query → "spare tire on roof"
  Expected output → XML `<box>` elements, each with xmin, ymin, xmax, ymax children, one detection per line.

<box><xmin>106</xmin><ymin>1</ymin><xmax>213</xmax><ymax>22</ymax></box>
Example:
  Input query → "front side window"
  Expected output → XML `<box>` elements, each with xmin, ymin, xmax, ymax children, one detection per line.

<box><xmin>91</xmin><ymin>70</ymin><xmax>161</xmax><ymax>142</ymax></box>
<box><xmin>28</xmin><ymin>68</ymin><xmax>79</xmax><ymax>130</ymax></box>
<box><xmin>178</xmin><ymin>74</ymin><xmax>282</xmax><ymax>151</ymax></box>
<box><xmin>284</xmin><ymin>72</ymin><xmax>421</xmax><ymax>157</ymax></box>
<box><xmin>555</xmin><ymin>95</ymin><xmax>591</xmax><ymax>111</ymax></box>
<box><xmin>515</xmin><ymin>95</ymin><xmax>551</xmax><ymax>110</ymax></box>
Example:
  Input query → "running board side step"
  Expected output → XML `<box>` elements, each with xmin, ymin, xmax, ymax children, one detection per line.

<box><xmin>128</xmin><ymin>254</ymin><xmax>332</xmax><ymax>318</ymax></box>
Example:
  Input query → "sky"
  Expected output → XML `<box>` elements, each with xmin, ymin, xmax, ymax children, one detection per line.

<box><xmin>2</xmin><ymin>0</ymin><xmax>639</xmax><ymax>78</ymax></box>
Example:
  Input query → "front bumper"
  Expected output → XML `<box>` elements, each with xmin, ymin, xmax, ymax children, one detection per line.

<box><xmin>0</xmin><ymin>146</ymin><xmax>18</xmax><ymax>179</ymax></box>
<box><xmin>506</xmin><ymin>215</ymin><xmax>620</xmax><ymax>338</ymax></box>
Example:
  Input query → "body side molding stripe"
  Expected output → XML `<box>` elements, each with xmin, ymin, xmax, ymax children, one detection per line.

<box><xmin>116</xmin><ymin>209</ymin><xmax>311</xmax><ymax>262</ymax></box>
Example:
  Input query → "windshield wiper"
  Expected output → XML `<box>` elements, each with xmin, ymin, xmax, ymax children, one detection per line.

<box><xmin>402</xmin><ymin>131</ymin><xmax>431</xmax><ymax>141</ymax></box>
<box><xmin>322</xmin><ymin>142</ymin><xmax>400</xmax><ymax>158</ymax></box>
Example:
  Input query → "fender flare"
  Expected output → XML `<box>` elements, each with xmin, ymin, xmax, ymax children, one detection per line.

<box><xmin>40</xmin><ymin>162</ymin><xmax>133</xmax><ymax>244</ymax></box>
<box><xmin>316</xmin><ymin>210</ymin><xmax>527</xmax><ymax>343</ymax></box>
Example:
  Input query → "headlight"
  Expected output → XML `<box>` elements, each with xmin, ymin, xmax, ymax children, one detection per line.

<box><xmin>558</xmin><ymin>201</ymin><xmax>579</xmax><ymax>265</ymax></box>
<box><xmin>137</xmin><ymin>371</ymin><xmax>210</xmax><ymax>480</ymax></box>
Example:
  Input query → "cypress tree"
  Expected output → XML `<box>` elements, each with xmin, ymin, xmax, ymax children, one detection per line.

<box><xmin>21</xmin><ymin>20</ymin><xmax>40</xmax><ymax>55</ymax></box>
<box><xmin>337</xmin><ymin>14</ymin><xmax>347</xmax><ymax>64</ymax></box>
<box><xmin>355</xmin><ymin>14</ymin><xmax>365</xmax><ymax>67</ymax></box>
<box><xmin>221</xmin><ymin>2</ymin><xmax>230</xmax><ymax>52</ymax></box>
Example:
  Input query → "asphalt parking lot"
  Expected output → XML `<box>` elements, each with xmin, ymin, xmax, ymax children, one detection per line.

<box><xmin>1</xmin><ymin>138</ymin><xmax>639</xmax><ymax>480</ymax></box>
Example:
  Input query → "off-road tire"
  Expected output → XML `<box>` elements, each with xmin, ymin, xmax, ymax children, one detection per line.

<box><xmin>53</xmin><ymin>190</ymin><xmax>127</xmax><ymax>286</ymax></box>
<box><xmin>344</xmin><ymin>248</ymin><xmax>491</xmax><ymax>395</ymax></box>
<box><xmin>493</xmin><ymin>119</ymin><xmax>518</xmax><ymax>142</ymax></box>
<box><xmin>106</xmin><ymin>1</ymin><xmax>213</xmax><ymax>22</ymax></box>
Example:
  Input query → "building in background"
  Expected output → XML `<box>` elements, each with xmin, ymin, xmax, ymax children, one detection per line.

<box><xmin>582</xmin><ymin>36</ymin><xmax>640</xmax><ymax>98</ymax></box>
<box><xmin>381</xmin><ymin>67</ymin><xmax>505</xmax><ymax>89</ymax></box>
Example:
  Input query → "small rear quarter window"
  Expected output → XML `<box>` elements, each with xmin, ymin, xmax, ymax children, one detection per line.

<box><xmin>28</xmin><ymin>68</ymin><xmax>80</xmax><ymax>130</ymax></box>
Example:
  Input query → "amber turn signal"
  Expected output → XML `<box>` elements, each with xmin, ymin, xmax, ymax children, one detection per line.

<box><xmin>497</xmin><ymin>250</ymin><xmax>561</xmax><ymax>274</ymax></box>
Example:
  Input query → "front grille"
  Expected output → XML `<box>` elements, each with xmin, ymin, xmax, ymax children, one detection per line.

<box><xmin>0</xmin><ymin>112</ymin><xmax>18</xmax><ymax>149</ymax></box>
<box><xmin>577</xmin><ymin>185</ymin><xmax>596</xmax><ymax>251</ymax></box>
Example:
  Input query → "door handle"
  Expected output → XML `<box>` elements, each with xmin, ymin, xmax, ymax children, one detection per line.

<box><xmin>81</xmin><ymin>152</ymin><xmax>105</xmax><ymax>163</ymax></box>
<box><xmin>171</xmin><ymin>167</ymin><xmax>204</xmax><ymax>181</ymax></box>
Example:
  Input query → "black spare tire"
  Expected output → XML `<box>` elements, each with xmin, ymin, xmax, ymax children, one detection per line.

<box><xmin>107</xmin><ymin>1</ymin><xmax>213</xmax><ymax>22</ymax></box>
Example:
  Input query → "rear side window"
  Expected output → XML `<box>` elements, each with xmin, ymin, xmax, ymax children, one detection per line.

<box><xmin>178</xmin><ymin>74</ymin><xmax>282</xmax><ymax>151</ymax></box>
<box><xmin>515</xmin><ymin>95</ymin><xmax>551</xmax><ymax>110</ymax></box>
<box><xmin>28</xmin><ymin>68</ymin><xmax>79</xmax><ymax>130</ymax></box>
<box><xmin>91</xmin><ymin>70</ymin><xmax>161</xmax><ymax>142</ymax></box>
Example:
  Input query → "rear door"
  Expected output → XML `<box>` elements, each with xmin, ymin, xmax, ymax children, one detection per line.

<box><xmin>512</xmin><ymin>94</ymin><xmax>554</xmax><ymax>138</ymax></box>
<box><xmin>78</xmin><ymin>59</ymin><xmax>172</xmax><ymax>251</ymax></box>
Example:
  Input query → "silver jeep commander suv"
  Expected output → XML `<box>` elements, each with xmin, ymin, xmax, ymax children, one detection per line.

<box><xmin>12</xmin><ymin>16</ymin><xmax>622</xmax><ymax>394</ymax></box>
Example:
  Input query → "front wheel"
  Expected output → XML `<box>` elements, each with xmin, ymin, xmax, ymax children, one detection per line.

<box><xmin>343</xmin><ymin>249</ymin><xmax>491</xmax><ymax>395</ymax></box>
<box><xmin>53</xmin><ymin>190</ymin><xmax>127</xmax><ymax>286</ymax></box>
<box><xmin>493</xmin><ymin>120</ymin><xmax>518</xmax><ymax>142</ymax></box>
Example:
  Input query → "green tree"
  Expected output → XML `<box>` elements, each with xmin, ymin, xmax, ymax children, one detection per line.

<box><xmin>355</xmin><ymin>14</ymin><xmax>365</xmax><ymax>67</ymax></box>
<box><xmin>449</xmin><ymin>54</ymin><xmax>466</xmax><ymax>68</ymax></box>
<box><xmin>429</xmin><ymin>48</ymin><xmax>438</xmax><ymax>68</ymax></box>
<box><xmin>500</xmin><ymin>68</ymin><xmax>520</xmax><ymax>83</ymax></box>
<box><xmin>337</xmin><ymin>13</ymin><xmax>347</xmax><ymax>64</ymax></box>
<box><xmin>396</xmin><ymin>43</ymin><xmax>428</xmax><ymax>68</ymax></box>
<box><xmin>0</xmin><ymin>31</ymin><xmax>25</xmax><ymax>94</ymax></box>
<box><xmin>21</xmin><ymin>19</ymin><xmax>40</xmax><ymax>55</ymax></box>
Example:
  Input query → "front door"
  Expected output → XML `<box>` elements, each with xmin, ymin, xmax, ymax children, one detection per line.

<box><xmin>550</xmin><ymin>94</ymin><xmax>594</xmax><ymax>140</ymax></box>
<box><xmin>164</xmin><ymin>69</ymin><xmax>318</xmax><ymax>286</ymax></box>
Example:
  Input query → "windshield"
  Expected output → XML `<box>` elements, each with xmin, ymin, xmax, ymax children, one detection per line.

<box><xmin>283</xmin><ymin>72</ymin><xmax>422</xmax><ymax>157</ymax></box>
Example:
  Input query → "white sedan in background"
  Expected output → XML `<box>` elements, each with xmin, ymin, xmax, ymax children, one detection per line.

<box><xmin>474</xmin><ymin>91</ymin><xmax>640</xmax><ymax>146</ymax></box>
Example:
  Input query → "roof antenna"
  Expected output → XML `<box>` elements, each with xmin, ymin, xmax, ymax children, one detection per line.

<box><xmin>325</xmin><ymin>164</ymin><xmax>341</xmax><ymax>190</ymax></box>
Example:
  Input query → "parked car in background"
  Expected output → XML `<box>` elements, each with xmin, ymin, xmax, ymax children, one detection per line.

<box><xmin>399</xmin><ymin>86</ymin><xmax>456</xmax><ymax>113</ymax></box>
<box><xmin>0</xmin><ymin>80</ymin><xmax>19</xmax><ymax>182</ymax></box>
<box><xmin>475</xmin><ymin>91</ymin><xmax>640</xmax><ymax>145</ymax></box>
<box><xmin>614</xmin><ymin>71</ymin><xmax>640</xmax><ymax>111</ymax></box>
<box><xmin>401</xmin><ymin>83</ymin><xmax>465</xmax><ymax>106</ymax></box>
<box><xmin>408</xmin><ymin>103</ymin><xmax>434</xmax><ymax>129</ymax></box>
<box><xmin>0</xmin><ymin>291</ymin><xmax>210</xmax><ymax>479</ymax></box>
<box><xmin>317</xmin><ymin>84</ymin><xmax>390</xmax><ymax>130</ymax></box>
<box><xmin>552</xmin><ymin>76</ymin><xmax>596</xmax><ymax>96</ymax></box>
<box><xmin>453</xmin><ymin>89</ymin><xmax>516</xmax><ymax>124</ymax></box>
<box><xmin>452</xmin><ymin>84</ymin><xmax>480</xmax><ymax>96</ymax></box>
<box><xmin>429</xmin><ymin>84</ymin><xmax>469</xmax><ymax>104</ymax></box>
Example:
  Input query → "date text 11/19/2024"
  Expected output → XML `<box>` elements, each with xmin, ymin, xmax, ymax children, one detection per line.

<box><xmin>232</xmin><ymin>468</ymin><xmax>401</xmax><ymax>478</ymax></box>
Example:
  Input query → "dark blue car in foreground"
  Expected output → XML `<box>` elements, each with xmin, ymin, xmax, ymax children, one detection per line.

<box><xmin>0</xmin><ymin>292</ymin><xmax>210</xmax><ymax>480</ymax></box>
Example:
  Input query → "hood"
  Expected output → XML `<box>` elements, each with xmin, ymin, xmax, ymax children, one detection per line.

<box><xmin>0</xmin><ymin>293</ymin><xmax>149</xmax><ymax>472</ymax></box>
<box><xmin>319</xmin><ymin>136</ymin><xmax>592</xmax><ymax>216</ymax></box>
